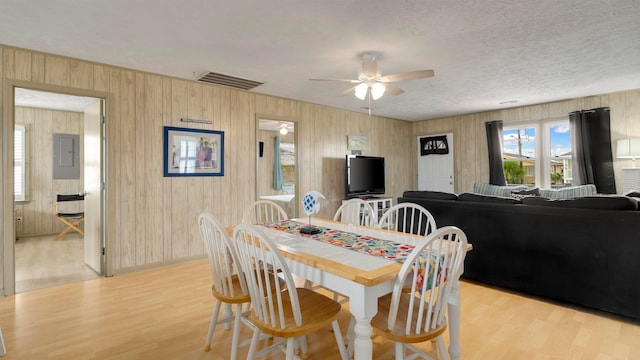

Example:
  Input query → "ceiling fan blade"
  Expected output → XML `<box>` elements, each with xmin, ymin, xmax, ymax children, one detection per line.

<box><xmin>382</xmin><ymin>83</ymin><xmax>405</xmax><ymax>96</ymax></box>
<box><xmin>340</xmin><ymin>85</ymin><xmax>359</xmax><ymax>96</ymax></box>
<box><xmin>309</xmin><ymin>78</ymin><xmax>361</xmax><ymax>83</ymax></box>
<box><xmin>379</xmin><ymin>69</ymin><xmax>434</xmax><ymax>83</ymax></box>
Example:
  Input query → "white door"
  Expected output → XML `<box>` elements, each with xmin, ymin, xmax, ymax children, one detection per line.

<box><xmin>417</xmin><ymin>133</ymin><xmax>454</xmax><ymax>193</ymax></box>
<box><xmin>84</xmin><ymin>100</ymin><xmax>104</xmax><ymax>273</ymax></box>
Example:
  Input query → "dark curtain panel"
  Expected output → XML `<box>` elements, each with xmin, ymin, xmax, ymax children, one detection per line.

<box><xmin>569</xmin><ymin>107</ymin><xmax>616</xmax><ymax>194</ymax></box>
<box><xmin>485</xmin><ymin>120</ymin><xmax>507</xmax><ymax>186</ymax></box>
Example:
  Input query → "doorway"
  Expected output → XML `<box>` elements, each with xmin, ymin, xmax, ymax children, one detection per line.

<box><xmin>12</xmin><ymin>87</ymin><xmax>105</xmax><ymax>293</ymax></box>
<box><xmin>417</xmin><ymin>133</ymin><xmax>455</xmax><ymax>193</ymax></box>
<box><xmin>256</xmin><ymin>118</ymin><xmax>297</xmax><ymax>217</ymax></box>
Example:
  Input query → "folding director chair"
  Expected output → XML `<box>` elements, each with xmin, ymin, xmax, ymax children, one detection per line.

<box><xmin>54</xmin><ymin>193</ymin><xmax>85</xmax><ymax>240</ymax></box>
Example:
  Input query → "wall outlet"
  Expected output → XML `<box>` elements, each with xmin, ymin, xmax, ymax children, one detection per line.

<box><xmin>15</xmin><ymin>216</ymin><xmax>23</xmax><ymax>224</ymax></box>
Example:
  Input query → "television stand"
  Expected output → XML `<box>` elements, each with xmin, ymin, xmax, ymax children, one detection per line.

<box><xmin>358</xmin><ymin>196</ymin><xmax>378</xmax><ymax>200</ymax></box>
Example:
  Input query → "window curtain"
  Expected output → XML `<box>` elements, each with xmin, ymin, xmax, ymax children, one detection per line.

<box><xmin>273</xmin><ymin>136</ymin><xmax>284</xmax><ymax>190</ymax></box>
<box><xmin>485</xmin><ymin>120</ymin><xmax>507</xmax><ymax>185</ymax></box>
<box><xmin>569</xmin><ymin>107</ymin><xmax>616</xmax><ymax>194</ymax></box>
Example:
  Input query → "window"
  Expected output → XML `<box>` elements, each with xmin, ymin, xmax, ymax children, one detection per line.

<box><xmin>545</xmin><ymin>122</ymin><xmax>573</xmax><ymax>188</ymax></box>
<box><xmin>503</xmin><ymin>120</ymin><xmax>572</xmax><ymax>188</ymax></box>
<box><xmin>14</xmin><ymin>124</ymin><xmax>26</xmax><ymax>201</ymax></box>
<box><xmin>503</xmin><ymin>126</ymin><xmax>536</xmax><ymax>186</ymax></box>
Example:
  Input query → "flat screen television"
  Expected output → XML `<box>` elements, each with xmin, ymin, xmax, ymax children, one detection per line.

<box><xmin>345</xmin><ymin>155</ymin><xmax>386</xmax><ymax>198</ymax></box>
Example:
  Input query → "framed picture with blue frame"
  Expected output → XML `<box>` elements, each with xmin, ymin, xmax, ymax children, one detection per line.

<box><xmin>163</xmin><ymin>126</ymin><xmax>224</xmax><ymax>177</ymax></box>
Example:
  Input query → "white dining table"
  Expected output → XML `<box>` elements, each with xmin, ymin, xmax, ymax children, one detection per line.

<box><xmin>255</xmin><ymin>218</ymin><xmax>469</xmax><ymax>360</ymax></box>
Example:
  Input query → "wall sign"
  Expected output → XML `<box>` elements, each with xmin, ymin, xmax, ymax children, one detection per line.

<box><xmin>420</xmin><ymin>135</ymin><xmax>449</xmax><ymax>155</ymax></box>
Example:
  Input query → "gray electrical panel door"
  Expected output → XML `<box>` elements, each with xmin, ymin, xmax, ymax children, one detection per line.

<box><xmin>53</xmin><ymin>133</ymin><xmax>80</xmax><ymax>179</ymax></box>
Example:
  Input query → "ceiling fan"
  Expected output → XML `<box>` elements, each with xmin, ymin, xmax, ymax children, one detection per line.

<box><xmin>310</xmin><ymin>53</ymin><xmax>435</xmax><ymax>102</ymax></box>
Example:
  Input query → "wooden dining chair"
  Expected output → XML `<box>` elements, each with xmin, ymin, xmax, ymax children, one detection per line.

<box><xmin>198</xmin><ymin>213</ymin><xmax>254</xmax><ymax>359</ymax></box>
<box><xmin>232</xmin><ymin>224</ymin><xmax>349</xmax><ymax>360</ymax></box>
<box><xmin>333</xmin><ymin>198</ymin><xmax>377</xmax><ymax>227</ymax></box>
<box><xmin>53</xmin><ymin>193</ymin><xmax>85</xmax><ymax>240</ymax></box>
<box><xmin>241</xmin><ymin>200</ymin><xmax>288</xmax><ymax>224</ymax></box>
<box><xmin>368</xmin><ymin>226</ymin><xmax>468</xmax><ymax>360</ymax></box>
<box><xmin>377</xmin><ymin>202</ymin><xmax>437</xmax><ymax>236</ymax></box>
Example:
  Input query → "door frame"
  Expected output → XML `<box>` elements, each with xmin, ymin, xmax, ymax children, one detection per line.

<box><xmin>255</xmin><ymin>115</ymin><xmax>299</xmax><ymax>218</ymax></box>
<box><xmin>2</xmin><ymin>79</ymin><xmax>113</xmax><ymax>295</ymax></box>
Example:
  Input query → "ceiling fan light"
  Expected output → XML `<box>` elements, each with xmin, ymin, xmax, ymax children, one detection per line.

<box><xmin>371</xmin><ymin>82</ymin><xmax>385</xmax><ymax>100</ymax></box>
<box><xmin>354</xmin><ymin>83</ymin><xmax>368</xmax><ymax>100</ymax></box>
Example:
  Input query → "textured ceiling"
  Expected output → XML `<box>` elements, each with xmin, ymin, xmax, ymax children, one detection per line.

<box><xmin>2</xmin><ymin>0</ymin><xmax>640</xmax><ymax>121</ymax></box>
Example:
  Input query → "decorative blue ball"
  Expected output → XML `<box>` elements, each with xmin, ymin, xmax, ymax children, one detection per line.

<box><xmin>302</xmin><ymin>194</ymin><xmax>317</xmax><ymax>215</ymax></box>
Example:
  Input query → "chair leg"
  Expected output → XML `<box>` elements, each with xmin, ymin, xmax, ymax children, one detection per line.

<box><xmin>247</xmin><ymin>328</ymin><xmax>262</xmax><ymax>360</ymax></box>
<box><xmin>204</xmin><ymin>301</ymin><xmax>222</xmax><ymax>351</ymax></box>
<box><xmin>345</xmin><ymin>316</ymin><xmax>355</xmax><ymax>358</ymax></box>
<box><xmin>55</xmin><ymin>216</ymin><xmax>84</xmax><ymax>240</ymax></box>
<box><xmin>230</xmin><ymin>303</ymin><xmax>243</xmax><ymax>360</ymax></box>
<box><xmin>404</xmin><ymin>343</ymin><xmax>437</xmax><ymax>360</ymax></box>
<box><xmin>223</xmin><ymin>303</ymin><xmax>233</xmax><ymax>330</ymax></box>
<box><xmin>435</xmin><ymin>336</ymin><xmax>449</xmax><ymax>360</ymax></box>
<box><xmin>285</xmin><ymin>337</ymin><xmax>296</xmax><ymax>360</ymax></box>
<box><xmin>394</xmin><ymin>342</ymin><xmax>404</xmax><ymax>360</ymax></box>
<box><xmin>54</xmin><ymin>226</ymin><xmax>74</xmax><ymax>240</ymax></box>
<box><xmin>331</xmin><ymin>320</ymin><xmax>349</xmax><ymax>360</ymax></box>
<box><xmin>294</xmin><ymin>335</ymin><xmax>308</xmax><ymax>358</ymax></box>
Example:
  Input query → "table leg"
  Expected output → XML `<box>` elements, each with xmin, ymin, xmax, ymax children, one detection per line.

<box><xmin>349</xmin><ymin>291</ymin><xmax>379</xmax><ymax>360</ymax></box>
<box><xmin>448</xmin><ymin>277</ymin><xmax>462</xmax><ymax>360</ymax></box>
<box><xmin>352</xmin><ymin>317</ymin><xmax>373</xmax><ymax>360</ymax></box>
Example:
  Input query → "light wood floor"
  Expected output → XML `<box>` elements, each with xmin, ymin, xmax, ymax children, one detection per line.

<box><xmin>0</xmin><ymin>259</ymin><xmax>638</xmax><ymax>360</ymax></box>
<box><xmin>15</xmin><ymin>234</ymin><xmax>100</xmax><ymax>293</ymax></box>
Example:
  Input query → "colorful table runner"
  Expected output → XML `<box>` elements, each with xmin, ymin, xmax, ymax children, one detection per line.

<box><xmin>262</xmin><ymin>219</ymin><xmax>415</xmax><ymax>263</ymax></box>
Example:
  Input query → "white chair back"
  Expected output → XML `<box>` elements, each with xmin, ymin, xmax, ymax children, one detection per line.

<box><xmin>198</xmin><ymin>213</ymin><xmax>248</xmax><ymax>298</ymax></box>
<box><xmin>333</xmin><ymin>198</ymin><xmax>377</xmax><ymax>227</ymax></box>
<box><xmin>388</xmin><ymin>226</ymin><xmax>468</xmax><ymax>335</ymax></box>
<box><xmin>241</xmin><ymin>200</ymin><xmax>288</xmax><ymax>224</ymax></box>
<box><xmin>232</xmin><ymin>224</ymin><xmax>301</xmax><ymax>328</ymax></box>
<box><xmin>377</xmin><ymin>202</ymin><xmax>436</xmax><ymax>236</ymax></box>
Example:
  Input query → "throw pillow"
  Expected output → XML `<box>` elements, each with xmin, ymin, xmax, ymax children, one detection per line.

<box><xmin>511</xmin><ymin>188</ymin><xmax>540</xmax><ymax>200</ymax></box>
<box><xmin>538</xmin><ymin>184</ymin><xmax>597</xmax><ymax>199</ymax></box>
<box><xmin>473</xmin><ymin>182</ymin><xmax>528</xmax><ymax>198</ymax></box>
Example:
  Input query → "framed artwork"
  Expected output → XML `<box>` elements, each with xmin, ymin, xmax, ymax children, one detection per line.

<box><xmin>163</xmin><ymin>126</ymin><xmax>224</xmax><ymax>177</ymax></box>
<box><xmin>348</xmin><ymin>135</ymin><xmax>368</xmax><ymax>151</ymax></box>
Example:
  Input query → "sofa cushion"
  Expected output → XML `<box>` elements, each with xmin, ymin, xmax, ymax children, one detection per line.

<box><xmin>511</xmin><ymin>188</ymin><xmax>540</xmax><ymax>200</ymax></box>
<box><xmin>521</xmin><ymin>195</ymin><xmax>637</xmax><ymax>210</ymax></box>
<box><xmin>538</xmin><ymin>184</ymin><xmax>597</xmax><ymax>199</ymax></box>
<box><xmin>473</xmin><ymin>182</ymin><xmax>528</xmax><ymax>198</ymax></box>
<box><xmin>402</xmin><ymin>190</ymin><xmax>458</xmax><ymax>201</ymax></box>
<box><xmin>458</xmin><ymin>192</ymin><xmax>522</xmax><ymax>204</ymax></box>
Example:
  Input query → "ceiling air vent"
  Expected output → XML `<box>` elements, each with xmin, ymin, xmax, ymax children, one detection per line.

<box><xmin>196</xmin><ymin>72</ymin><xmax>263</xmax><ymax>91</ymax></box>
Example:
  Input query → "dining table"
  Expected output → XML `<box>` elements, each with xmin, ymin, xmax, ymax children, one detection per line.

<box><xmin>239</xmin><ymin>217</ymin><xmax>471</xmax><ymax>360</ymax></box>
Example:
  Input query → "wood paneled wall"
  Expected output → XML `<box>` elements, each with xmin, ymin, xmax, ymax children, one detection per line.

<box><xmin>0</xmin><ymin>45</ymin><xmax>412</xmax><ymax>287</ymax></box>
<box><xmin>2</xmin><ymin>44</ymin><xmax>639</xmax><ymax>292</ymax></box>
<box><xmin>14</xmin><ymin>107</ymin><xmax>84</xmax><ymax>237</ymax></box>
<box><xmin>410</xmin><ymin>90</ymin><xmax>640</xmax><ymax>194</ymax></box>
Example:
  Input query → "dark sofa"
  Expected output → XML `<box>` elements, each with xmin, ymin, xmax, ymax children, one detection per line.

<box><xmin>398</xmin><ymin>190</ymin><xmax>640</xmax><ymax>321</ymax></box>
